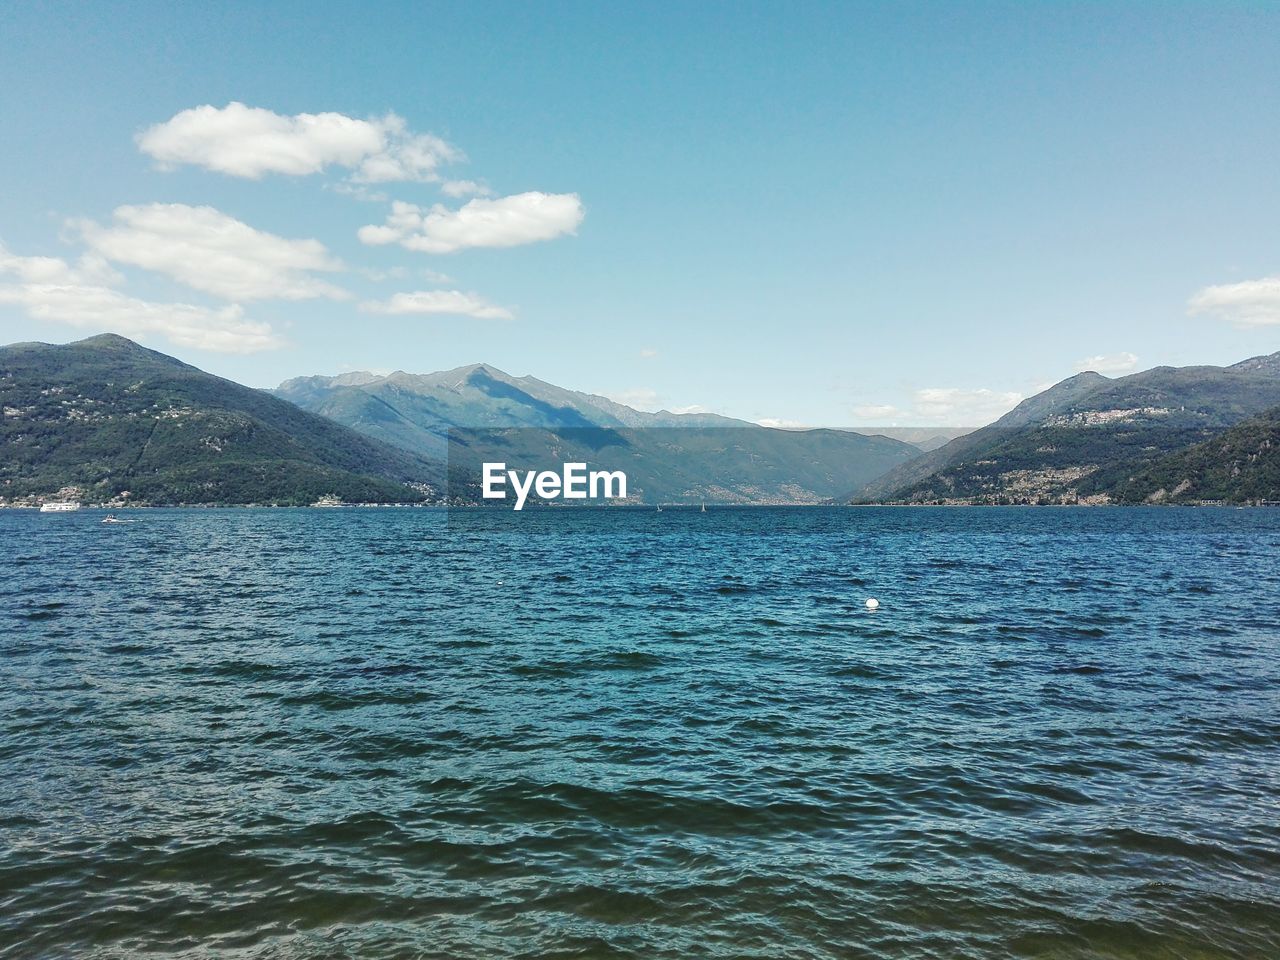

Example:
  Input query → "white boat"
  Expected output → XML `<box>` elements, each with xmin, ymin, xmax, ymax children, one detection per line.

<box><xmin>39</xmin><ymin>502</ymin><xmax>80</xmax><ymax>513</ymax></box>
<box><xmin>101</xmin><ymin>514</ymin><xmax>135</xmax><ymax>524</ymax></box>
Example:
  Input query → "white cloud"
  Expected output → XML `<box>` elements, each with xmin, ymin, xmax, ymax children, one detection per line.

<box><xmin>78</xmin><ymin>204</ymin><xmax>348</xmax><ymax>302</ymax></box>
<box><xmin>756</xmin><ymin>417</ymin><xmax>807</xmax><ymax>429</ymax></box>
<box><xmin>330</xmin><ymin>182</ymin><xmax>390</xmax><ymax>203</ymax></box>
<box><xmin>352</xmin><ymin>114</ymin><xmax>463</xmax><ymax>184</ymax></box>
<box><xmin>421</xmin><ymin>268</ymin><xmax>454</xmax><ymax>284</ymax></box>
<box><xmin>441</xmin><ymin>179</ymin><xmax>492</xmax><ymax>198</ymax></box>
<box><xmin>358</xmin><ymin>192</ymin><xmax>584</xmax><ymax>254</ymax></box>
<box><xmin>913</xmin><ymin>387</ymin><xmax>1022</xmax><ymax>425</ymax></box>
<box><xmin>0</xmin><ymin>248</ymin><xmax>121</xmax><ymax>286</ymax></box>
<box><xmin>357</xmin><ymin>201</ymin><xmax>422</xmax><ymax>245</ymax></box>
<box><xmin>137</xmin><ymin>102</ymin><xmax>462</xmax><ymax>183</ymax></box>
<box><xmin>359</xmin><ymin>290</ymin><xmax>513</xmax><ymax>320</ymax></box>
<box><xmin>852</xmin><ymin>403</ymin><xmax>902</xmax><ymax>420</ymax></box>
<box><xmin>602</xmin><ymin>388</ymin><xmax>662</xmax><ymax>411</ymax></box>
<box><xmin>597</xmin><ymin>389</ymin><xmax>705</xmax><ymax>415</ymax></box>
<box><xmin>851</xmin><ymin>390</ymin><xmax>1020</xmax><ymax>427</ymax></box>
<box><xmin>0</xmin><ymin>246</ymin><xmax>280</xmax><ymax>353</ymax></box>
<box><xmin>1188</xmin><ymin>276</ymin><xmax>1280</xmax><ymax>327</ymax></box>
<box><xmin>357</xmin><ymin>265</ymin><xmax>409</xmax><ymax>282</ymax></box>
<box><xmin>639</xmin><ymin>347</ymin><xmax>659</xmax><ymax>359</ymax></box>
<box><xmin>1075</xmin><ymin>351</ymin><xmax>1138</xmax><ymax>374</ymax></box>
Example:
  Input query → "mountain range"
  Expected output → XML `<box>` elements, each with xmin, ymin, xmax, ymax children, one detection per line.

<box><xmin>3</xmin><ymin>333</ymin><xmax>1279</xmax><ymax>507</ymax></box>
<box><xmin>275</xmin><ymin>365</ymin><xmax>920</xmax><ymax>503</ymax></box>
<box><xmin>855</xmin><ymin>351</ymin><xmax>1280</xmax><ymax>504</ymax></box>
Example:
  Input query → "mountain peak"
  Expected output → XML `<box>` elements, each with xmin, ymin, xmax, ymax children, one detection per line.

<box><xmin>77</xmin><ymin>333</ymin><xmax>139</xmax><ymax>348</ymax></box>
<box><xmin>72</xmin><ymin>333</ymin><xmax>170</xmax><ymax>357</ymax></box>
<box><xmin>1059</xmin><ymin>369</ymin><xmax>1110</xmax><ymax>391</ymax></box>
<box><xmin>459</xmin><ymin>362</ymin><xmax>511</xmax><ymax>379</ymax></box>
<box><xmin>329</xmin><ymin>371</ymin><xmax>384</xmax><ymax>387</ymax></box>
<box><xmin>433</xmin><ymin>362</ymin><xmax>519</xmax><ymax>390</ymax></box>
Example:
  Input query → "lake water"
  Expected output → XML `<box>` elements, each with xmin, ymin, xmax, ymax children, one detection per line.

<box><xmin>3</xmin><ymin>507</ymin><xmax>1279</xmax><ymax>959</ymax></box>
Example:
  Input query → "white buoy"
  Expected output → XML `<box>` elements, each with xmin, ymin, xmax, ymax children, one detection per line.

<box><xmin>865</xmin><ymin>598</ymin><xmax>880</xmax><ymax>610</ymax></box>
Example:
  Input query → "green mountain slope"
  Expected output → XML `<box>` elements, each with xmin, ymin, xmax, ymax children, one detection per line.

<box><xmin>854</xmin><ymin>372</ymin><xmax>1112</xmax><ymax>501</ymax></box>
<box><xmin>855</xmin><ymin>353</ymin><xmax>1280</xmax><ymax>504</ymax></box>
<box><xmin>1</xmin><ymin>334</ymin><xmax>443</xmax><ymax>505</ymax></box>
<box><xmin>278</xmin><ymin>364</ymin><xmax>921</xmax><ymax>503</ymax></box>
<box><xmin>1109</xmin><ymin>407</ymin><xmax>1280</xmax><ymax>504</ymax></box>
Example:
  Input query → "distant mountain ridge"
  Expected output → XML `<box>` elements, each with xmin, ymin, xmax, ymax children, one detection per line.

<box><xmin>856</xmin><ymin>351</ymin><xmax>1280</xmax><ymax>504</ymax></box>
<box><xmin>277</xmin><ymin>363</ymin><xmax>921</xmax><ymax>503</ymax></box>
<box><xmin>277</xmin><ymin>363</ymin><xmax>750</xmax><ymax>454</ymax></box>
<box><xmin>0</xmin><ymin>334</ymin><xmax>442</xmax><ymax>505</ymax></box>
<box><xmin>845</xmin><ymin>427</ymin><xmax>974</xmax><ymax>452</ymax></box>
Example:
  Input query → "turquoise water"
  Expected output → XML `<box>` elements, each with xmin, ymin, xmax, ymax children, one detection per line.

<box><xmin>2</xmin><ymin>507</ymin><xmax>1279</xmax><ymax>959</ymax></box>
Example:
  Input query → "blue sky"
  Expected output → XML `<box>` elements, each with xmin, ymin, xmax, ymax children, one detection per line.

<box><xmin>1</xmin><ymin>1</ymin><xmax>1278</xmax><ymax>426</ymax></box>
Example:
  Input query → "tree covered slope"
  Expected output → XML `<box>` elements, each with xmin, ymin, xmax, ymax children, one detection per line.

<box><xmin>1</xmin><ymin>334</ymin><xmax>443</xmax><ymax>505</ymax></box>
<box><xmin>1109</xmin><ymin>407</ymin><xmax>1280</xmax><ymax>504</ymax></box>
<box><xmin>855</xmin><ymin>353</ymin><xmax>1280</xmax><ymax>504</ymax></box>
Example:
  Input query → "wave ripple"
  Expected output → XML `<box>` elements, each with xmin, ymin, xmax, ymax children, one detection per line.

<box><xmin>2</xmin><ymin>507</ymin><xmax>1279</xmax><ymax>958</ymax></box>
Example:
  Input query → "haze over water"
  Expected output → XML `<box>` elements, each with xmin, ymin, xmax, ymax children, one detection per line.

<box><xmin>3</xmin><ymin>507</ymin><xmax>1279</xmax><ymax>959</ymax></box>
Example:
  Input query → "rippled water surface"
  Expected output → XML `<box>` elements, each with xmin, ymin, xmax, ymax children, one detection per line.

<box><xmin>3</xmin><ymin>507</ymin><xmax>1279</xmax><ymax>959</ymax></box>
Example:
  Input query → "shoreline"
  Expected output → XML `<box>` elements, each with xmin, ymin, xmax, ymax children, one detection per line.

<box><xmin>3</xmin><ymin>501</ymin><xmax>1273</xmax><ymax>510</ymax></box>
